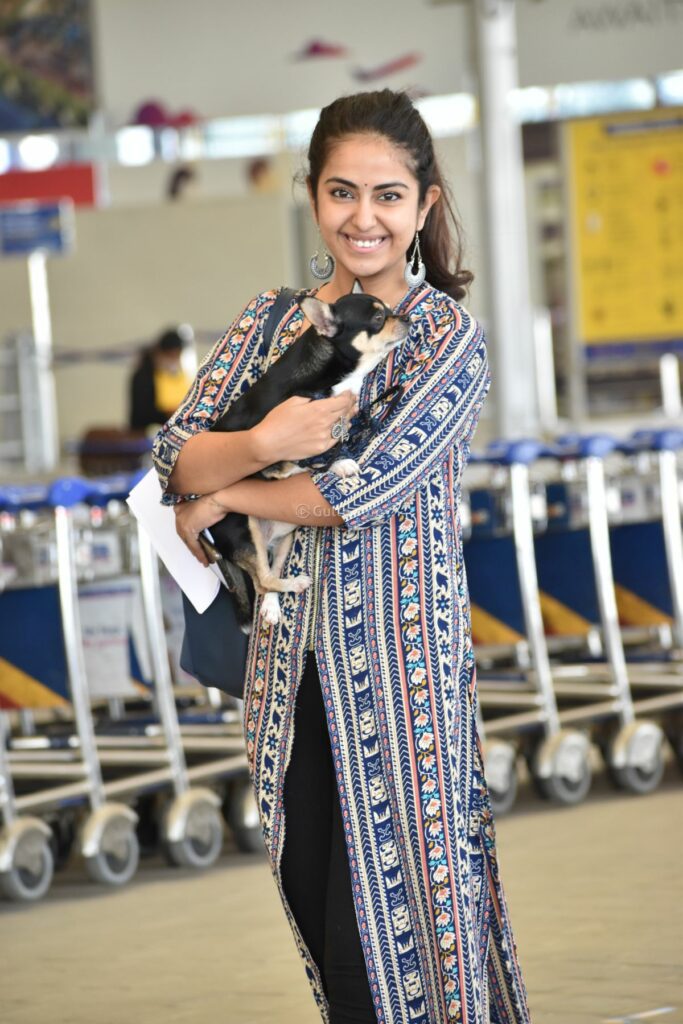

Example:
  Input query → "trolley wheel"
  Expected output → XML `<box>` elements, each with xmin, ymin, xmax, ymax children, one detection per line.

<box><xmin>164</xmin><ymin>803</ymin><xmax>224</xmax><ymax>869</ymax></box>
<box><xmin>605</xmin><ymin>721</ymin><xmax>665</xmax><ymax>795</ymax></box>
<box><xmin>0</xmin><ymin>828</ymin><xmax>54</xmax><ymax>902</ymax></box>
<box><xmin>223</xmin><ymin>778</ymin><xmax>263</xmax><ymax>854</ymax></box>
<box><xmin>531</xmin><ymin>732</ymin><xmax>592</xmax><ymax>806</ymax></box>
<box><xmin>608</xmin><ymin>748</ymin><xmax>666</xmax><ymax>795</ymax></box>
<box><xmin>84</xmin><ymin>818</ymin><xmax>139</xmax><ymax>886</ymax></box>
<box><xmin>482</xmin><ymin>741</ymin><xmax>518</xmax><ymax>817</ymax></box>
<box><xmin>535</xmin><ymin>766</ymin><xmax>592</xmax><ymax>805</ymax></box>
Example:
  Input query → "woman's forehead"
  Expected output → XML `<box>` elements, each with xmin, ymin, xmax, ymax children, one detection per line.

<box><xmin>322</xmin><ymin>134</ymin><xmax>416</xmax><ymax>185</ymax></box>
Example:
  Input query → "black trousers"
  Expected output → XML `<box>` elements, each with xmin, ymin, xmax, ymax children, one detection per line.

<box><xmin>280</xmin><ymin>652</ymin><xmax>377</xmax><ymax>1024</ymax></box>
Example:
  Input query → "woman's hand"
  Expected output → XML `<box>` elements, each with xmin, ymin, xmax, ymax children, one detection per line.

<box><xmin>250</xmin><ymin>390</ymin><xmax>359</xmax><ymax>464</ymax></box>
<box><xmin>173</xmin><ymin>494</ymin><xmax>231</xmax><ymax>567</ymax></box>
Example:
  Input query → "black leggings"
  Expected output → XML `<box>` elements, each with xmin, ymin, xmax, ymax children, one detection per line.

<box><xmin>280</xmin><ymin>652</ymin><xmax>377</xmax><ymax>1024</ymax></box>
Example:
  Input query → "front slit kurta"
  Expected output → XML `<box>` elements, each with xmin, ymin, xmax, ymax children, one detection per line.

<box><xmin>152</xmin><ymin>283</ymin><xmax>532</xmax><ymax>1024</ymax></box>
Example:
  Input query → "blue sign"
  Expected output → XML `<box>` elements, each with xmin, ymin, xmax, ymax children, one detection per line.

<box><xmin>0</xmin><ymin>200</ymin><xmax>74</xmax><ymax>257</ymax></box>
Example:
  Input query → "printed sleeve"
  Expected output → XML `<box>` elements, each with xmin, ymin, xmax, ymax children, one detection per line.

<box><xmin>309</xmin><ymin>305</ymin><xmax>491</xmax><ymax>530</ymax></box>
<box><xmin>151</xmin><ymin>290</ymin><xmax>277</xmax><ymax>502</ymax></box>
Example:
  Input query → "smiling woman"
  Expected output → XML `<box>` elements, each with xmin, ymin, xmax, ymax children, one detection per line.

<box><xmin>152</xmin><ymin>88</ymin><xmax>531</xmax><ymax>1024</ymax></box>
<box><xmin>304</xmin><ymin>89</ymin><xmax>473</xmax><ymax>309</ymax></box>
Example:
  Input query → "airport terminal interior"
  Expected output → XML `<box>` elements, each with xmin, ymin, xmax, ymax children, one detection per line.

<box><xmin>1</xmin><ymin>2</ymin><xmax>682</xmax><ymax>1022</ymax></box>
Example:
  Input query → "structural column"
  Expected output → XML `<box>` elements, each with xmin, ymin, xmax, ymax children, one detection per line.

<box><xmin>472</xmin><ymin>0</ymin><xmax>539</xmax><ymax>437</ymax></box>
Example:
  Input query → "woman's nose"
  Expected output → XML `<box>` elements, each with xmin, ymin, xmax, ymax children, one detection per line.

<box><xmin>350</xmin><ymin>197</ymin><xmax>376</xmax><ymax>232</ymax></box>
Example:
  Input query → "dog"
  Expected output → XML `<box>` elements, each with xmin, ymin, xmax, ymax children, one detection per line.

<box><xmin>199</xmin><ymin>290</ymin><xmax>410</xmax><ymax>630</ymax></box>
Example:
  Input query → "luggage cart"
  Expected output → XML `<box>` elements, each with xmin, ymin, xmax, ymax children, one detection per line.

<box><xmin>0</xmin><ymin>710</ymin><xmax>54</xmax><ymax>901</ymax></box>
<box><xmin>462</xmin><ymin>442</ymin><xmax>592</xmax><ymax>810</ymax></box>
<box><xmin>531</xmin><ymin>435</ymin><xmax>676</xmax><ymax>794</ymax></box>
<box><xmin>3</xmin><ymin>475</ymin><xmax>240</xmax><ymax>876</ymax></box>
<box><xmin>152</xmin><ymin>568</ymin><xmax>261</xmax><ymax>852</ymax></box>
<box><xmin>609</xmin><ymin>429</ymin><xmax>683</xmax><ymax>655</ymax></box>
<box><xmin>83</xmin><ymin>476</ymin><xmax>258</xmax><ymax>856</ymax></box>
<box><xmin>0</xmin><ymin>478</ymin><xmax>139</xmax><ymax>896</ymax></box>
<box><xmin>611</xmin><ymin>429</ymin><xmax>683</xmax><ymax>770</ymax></box>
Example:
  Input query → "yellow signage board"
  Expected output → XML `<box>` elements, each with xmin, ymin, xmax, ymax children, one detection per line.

<box><xmin>566</xmin><ymin>107</ymin><xmax>683</xmax><ymax>350</ymax></box>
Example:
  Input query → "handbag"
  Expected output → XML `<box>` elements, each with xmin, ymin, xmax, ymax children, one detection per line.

<box><xmin>179</xmin><ymin>287</ymin><xmax>295</xmax><ymax>697</ymax></box>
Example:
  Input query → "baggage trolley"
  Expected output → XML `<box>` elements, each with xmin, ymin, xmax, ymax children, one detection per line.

<box><xmin>462</xmin><ymin>441</ymin><xmax>592</xmax><ymax>812</ymax></box>
<box><xmin>533</xmin><ymin>435</ymin><xmax>682</xmax><ymax>792</ymax></box>
<box><xmin>0</xmin><ymin>478</ymin><xmax>139</xmax><ymax>896</ymax></box>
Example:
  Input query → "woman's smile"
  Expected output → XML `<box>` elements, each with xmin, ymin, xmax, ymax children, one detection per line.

<box><xmin>341</xmin><ymin>233</ymin><xmax>389</xmax><ymax>252</ymax></box>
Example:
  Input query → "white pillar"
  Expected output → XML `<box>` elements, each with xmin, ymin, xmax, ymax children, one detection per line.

<box><xmin>27</xmin><ymin>251</ymin><xmax>59</xmax><ymax>471</ymax></box>
<box><xmin>473</xmin><ymin>0</ymin><xmax>538</xmax><ymax>437</ymax></box>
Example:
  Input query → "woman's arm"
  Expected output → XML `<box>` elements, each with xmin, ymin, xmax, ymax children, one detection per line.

<box><xmin>166</xmin><ymin>428</ymin><xmax>269</xmax><ymax>494</ymax></box>
<box><xmin>213</xmin><ymin>472</ymin><xmax>344</xmax><ymax>527</ymax></box>
<box><xmin>172</xmin><ymin>472</ymin><xmax>343</xmax><ymax>565</ymax></box>
<box><xmin>165</xmin><ymin>391</ymin><xmax>358</xmax><ymax>496</ymax></box>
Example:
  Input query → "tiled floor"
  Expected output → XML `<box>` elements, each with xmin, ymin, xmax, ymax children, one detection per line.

<box><xmin>2</xmin><ymin>763</ymin><xmax>682</xmax><ymax>1024</ymax></box>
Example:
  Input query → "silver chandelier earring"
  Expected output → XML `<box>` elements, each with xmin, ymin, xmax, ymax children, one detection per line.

<box><xmin>310</xmin><ymin>236</ymin><xmax>335</xmax><ymax>280</ymax></box>
<box><xmin>404</xmin><ymin>231</ymin><xmax>426</xmax><ymax>287</ymax></box>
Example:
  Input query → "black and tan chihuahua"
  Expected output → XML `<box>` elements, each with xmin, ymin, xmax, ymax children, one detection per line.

<box><xmin>200</xmin><ymin>290</ymin><xmax>410</xmax><ymax>630</ymax></box>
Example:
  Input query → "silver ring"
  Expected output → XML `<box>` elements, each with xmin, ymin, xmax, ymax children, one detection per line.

<box><xmin>331</xmin><ymin>416</ymin><xmax>350</xmax><ymax>442</ymax></box>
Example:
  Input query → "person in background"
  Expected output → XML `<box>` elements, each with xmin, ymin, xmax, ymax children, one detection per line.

<box><xmin>129</xmin><ymin>328</ymin><xmax>192</xmax><ymax>431</ymax></box>
<box><xmin>166</xmin><ymin>163</ymin><xmax>198</xmax><ymax>201</ymax></box>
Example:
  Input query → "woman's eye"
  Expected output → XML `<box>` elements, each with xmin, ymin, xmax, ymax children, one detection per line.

<box><xmin>331</xmin><ymin>187</ymin><xmax>353</xmax><ymax>199</ymax></box>
<box><xmin>379</xmin><ymin>192</ymin><xmax>401</xmax><ymax>202</ymax></box>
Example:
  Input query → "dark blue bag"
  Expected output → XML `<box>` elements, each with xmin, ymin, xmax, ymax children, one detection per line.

<box><xmin>179</xmin><ymin>587</ymin><xmax>249</xmax><ymax>698</ymax></box>
<box><xmin>179</xmin><ymin>287</ymin><xmax>295</xmax><ymax>697</ymax></box>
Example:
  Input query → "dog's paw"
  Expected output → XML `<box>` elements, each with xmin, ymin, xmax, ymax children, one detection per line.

<box><xmin>285</xmin><ymin>574</ymin><xmax>312</xmax><ymax>593</ymax></box>
<box><xmin>260</xmin><ymin>592</ymin><xmax>281</xmax><ymax>625</ymax></box>
<box><xmin>330</xmin><ymin>458</ymin><xmax>360</xmax><ymax>478</ymax></box>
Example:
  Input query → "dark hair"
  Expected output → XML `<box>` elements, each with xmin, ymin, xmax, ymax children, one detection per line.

<box><xmin>156</xmin><ymin>329</ymin><xmax>186</xmax><ymax>353</ymax></box>
<box><xmin>306</xmin><ymin>89</ymin><xmax>473</xmax><ymax>301</ymax></box>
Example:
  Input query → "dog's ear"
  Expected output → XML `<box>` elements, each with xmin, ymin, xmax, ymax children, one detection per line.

<box><xmin>299</xmin><ymin>297</ymin><xmax>339</xmax><ymax>338</ymax></box>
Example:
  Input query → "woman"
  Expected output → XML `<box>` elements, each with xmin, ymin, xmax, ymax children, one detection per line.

<box><xmin>129</xmin><ymin>328</ymin><xmax>192</xmax><ymax>431</ymax></box>
<box><xmin>152</xmin><ymin>90</ymin><xmax>531</xmax><ymax>1024</ymax></box>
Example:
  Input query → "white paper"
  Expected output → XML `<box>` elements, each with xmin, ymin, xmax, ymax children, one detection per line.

<box><xmin>126</xmin><ymin>469</ymin><xmax>220</xmax><ymax>613</ymax></box>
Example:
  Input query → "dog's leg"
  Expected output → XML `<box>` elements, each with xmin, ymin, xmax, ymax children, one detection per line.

<box><xmin>329</xmin><ymin>457</ymin><xmax>361</xmax><ymax>478</ymax></box>
<box><xmin>259</xmin><ymin>531</ymin><xmax>300</xmax><ymax>625</ymax></box>
<box><xmin>249</xmin><ymin>517</ymin><xmax>311</xmax><ymax>626</ymax></box>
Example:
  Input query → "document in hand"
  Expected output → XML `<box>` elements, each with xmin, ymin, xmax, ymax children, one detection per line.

<box><xmin>126</xmin><ymin>468</ymin><xmax>220</xmax><ymax>613</ymax></box>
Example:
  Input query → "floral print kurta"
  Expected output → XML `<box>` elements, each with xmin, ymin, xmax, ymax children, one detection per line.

<box><xmin>152</xmin><ymin>282</ymin><xmax>532</xmax><ymax>1024</ymax></box>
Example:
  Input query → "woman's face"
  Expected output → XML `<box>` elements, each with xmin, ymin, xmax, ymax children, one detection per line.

<box><xmin>309</xmin><ymin>133</ymin><xmax>440</xmax><ymax>299</ymax></box>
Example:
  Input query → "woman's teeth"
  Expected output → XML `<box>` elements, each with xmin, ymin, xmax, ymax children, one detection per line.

<box><xmin>346</xmin><ymin>236</ymin><xmax>385</xmax><ymax>249</ymax></box>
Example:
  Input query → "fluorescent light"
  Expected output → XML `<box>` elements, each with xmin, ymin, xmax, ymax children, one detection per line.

<box><xmin>284</xmin><ymin>108</ymin><xmax>321</xmax><ymax>150</ymax></box>
<box><xmin>658</xmin><ymin>69</ymin><xmax>683</xmax><ymax>105</ymax></box>
<box><xmin>416</xmin><ymin>93</ymin><xmax>477</xmax><ymax>136</ymax></box>
<box><xmin>116</xmin><ymin>126</ymin><xmax>155</xmax><ymax>166</ymax></box>
<box><xmin>18</xmin><ymin>134</ymin><xmax>59</xmax><ymax>170</ymax></box>
<box><xmin>0</xmin><ymin>139</ymin><xmax>11</xmax><ymax>174</ymax></box>
<box><xmin>510</xmin><ymin>86</ymin><xmax>553</xmax><ymax>123</ymax></box>
<box><xmin>553</xmin><ymin>78</ymin><xmax>655</xmax><ymax>118</ymax></box>
<box><xmin>202</xmin><ymin>115</ymin><xmax>281</xmax><ymax>158</ymax></box>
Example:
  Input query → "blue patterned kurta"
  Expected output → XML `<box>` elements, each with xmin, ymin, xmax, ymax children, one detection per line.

<box><xmin>152</xmin><ymin>283</ymin><xmax>532</xmax><ymax>1024</ymax></box>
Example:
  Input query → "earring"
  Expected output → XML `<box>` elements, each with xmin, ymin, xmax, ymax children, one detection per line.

<box><xmin>310</xmin><ymin>236</ymin><xmax>335</xmax><ymax>280</ymax></box>
<box><xmin>404</xmin><ymin>231</ymin><xmax>426</xmax><ymax>287</ymax></box>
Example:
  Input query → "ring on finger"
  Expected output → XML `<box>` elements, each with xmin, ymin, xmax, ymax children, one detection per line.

<box><xmin>331</xmin><ymin>415</ymin><xmax>350</xmax><ymax>442</ymax></box>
